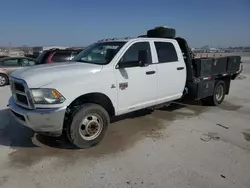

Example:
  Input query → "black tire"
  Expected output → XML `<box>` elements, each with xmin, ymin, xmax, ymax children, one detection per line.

<box><xmin>67</xmin><ymin>103</ymin><xmax>110</xmax><ymax>149</ymax></box>
<box><xmin>201</xmin><ymin>80</ymin><xmax>226</xmax><ymax>106</ymax></box>
<box><xmin>147</xmin><ymin>28</ymin><xmax>176</xmax><ymax>38</ymax></box>
<box><xmin>0</xmin><ymin>74</ymin><xmax>8</xmax><ymax>87</ymax></box>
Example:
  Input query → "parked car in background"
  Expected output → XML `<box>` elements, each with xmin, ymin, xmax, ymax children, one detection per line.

<box><xmin>0</xmin><ymin>55</ymin><xmax>9</xmax><ymax>58</ymax></box>
<box><xmin>35</xmin><ymin>48</ymin><xmax>83</xmax><ymax>65</ymax></box>
<box><xmin>0</xmin><ymin>57</ymin><xmax>36</xmax><ymax>86</ymax></box>
<box><xmin>33</xmin><ymin>46</ymin><xmax>68</xmax><ymax>58</ymax></box>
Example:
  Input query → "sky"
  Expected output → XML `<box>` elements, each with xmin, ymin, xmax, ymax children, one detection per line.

<box><xmin>0</xmin><ymin>0</ymin><xmax>249</xmax><ymax>47</ymax></box>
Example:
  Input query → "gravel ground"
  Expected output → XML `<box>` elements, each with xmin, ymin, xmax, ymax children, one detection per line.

<box><xmin>0</xmin><ymin>59</ymin><xmax>249</xmax><ymax>188</ymax></box>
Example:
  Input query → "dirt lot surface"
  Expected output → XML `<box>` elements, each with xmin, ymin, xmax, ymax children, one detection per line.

<box><xmin>0</xmin><ymin>59</ymin><xmax>249</xmax><ymax>188</ymax></box>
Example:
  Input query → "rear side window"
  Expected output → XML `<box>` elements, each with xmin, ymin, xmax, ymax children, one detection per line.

<box><xmin>1</xmin><ymin>59</ymin><xmax>19</xmax><ymax>66</ymax></box>
<box><xmin>154</xmin><ymin>42</ymin><xmax>178</xmax><ymax>63</ymax></box>
<box><xmin>51</xmin><ymin>52</ymin><xmax>72</xmax><ymax>62</ymax></box>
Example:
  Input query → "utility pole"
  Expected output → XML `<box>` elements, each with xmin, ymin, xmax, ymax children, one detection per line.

<box><xmin>8</xmin><ymin>41</ymin><xmax>11</xmax><ymax>54</ymax></box>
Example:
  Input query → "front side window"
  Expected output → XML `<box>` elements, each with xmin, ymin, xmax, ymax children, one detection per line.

<box><xmin>20</xmin><ymin>59</ymin><xmax>36</xmax><ymax>66</ymax></box>
<box><xmin>72</xmin><ymin>42</ymin><xmax>126</xmax><ymax>65</ymax></box>
<box><xmin>119</xmin><ymin>42</ymin><xmax>152</xmax><ymax>64</ymax></box>
<box><xmin>154</xmin><ymin>42</ymin><xmax>178</xmax><ymax>63</ymax></box>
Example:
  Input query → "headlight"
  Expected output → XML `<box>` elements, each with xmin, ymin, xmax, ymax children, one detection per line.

<box><xmin>31</xmin><ymin>88</ymin><xmax>65</xmax><ymax>104</ymax></box>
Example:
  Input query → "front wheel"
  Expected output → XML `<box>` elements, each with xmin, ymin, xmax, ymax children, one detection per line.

<box><xmin>67</xmin><ymin>103</ymin><xmax>110</xmax><ymax>149</ymax></box>
<box><xmin>0</xmin><ymin>74</ymin><xmax>8</xmax><ymax>87</ymax></box>
<box><xmin>201</xmin><ymin>80</ymin><xmax>226</xmax><ymax>106</ymax></box>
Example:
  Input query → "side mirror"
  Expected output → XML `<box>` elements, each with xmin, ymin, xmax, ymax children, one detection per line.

<box><xmin>138</xmin><ymin>50</ymin><xmax>149</xmax><ymax>67</ymax></box>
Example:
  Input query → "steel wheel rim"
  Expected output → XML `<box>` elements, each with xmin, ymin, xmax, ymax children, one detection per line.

<box><xmin>79</xmin><ymin>114</ymin><xmax>103</xmax><ymax>141</ymax></box>
<box><xmin>0</xmin><ymin>76</ymin><xmax>6</xmax><ymax>86</ymax></box>
<box><xmin>215</xmin><ymin>85</ymin><xmax>224</xmax><ymax>101</ymax></box>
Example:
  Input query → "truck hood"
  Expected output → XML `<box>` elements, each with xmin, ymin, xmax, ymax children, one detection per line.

<box><xmin>10</xmin><ymin>62</ymin><xmax>103</xmax><ymax>88</ymax></box>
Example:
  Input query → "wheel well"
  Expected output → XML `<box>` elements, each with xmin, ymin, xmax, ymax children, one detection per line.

<box><xmin>0</xmin><ymin>73</ymin><xmax>8</xmax><ymax>78</ymax></box>
<box><xmin>216</xmin><ymin>76</ymin><xmax>231</xmax><ymax>95</ymax></box>
<box><xmin>68</xmin><ymin>93</ymin><xmax>115</xmax><ymax>116</ymax></box>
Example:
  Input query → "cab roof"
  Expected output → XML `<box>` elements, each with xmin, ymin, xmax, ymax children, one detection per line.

<box><xmin>97</xmin><ymin>37</ymin><xmax>177</xmax><ymax>43</ymax></box>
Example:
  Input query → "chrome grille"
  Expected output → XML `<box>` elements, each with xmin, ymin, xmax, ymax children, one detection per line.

<box><xmin>10</xmin><ymin>77</ymin><xmax>35</xmax><ymax>109</ymax></box>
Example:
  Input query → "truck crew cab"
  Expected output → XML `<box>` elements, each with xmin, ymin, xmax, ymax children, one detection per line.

<box><xmin>8</xmin><ymin>27</ymin><xmax>243</xmax><ymax>149</ymax></box>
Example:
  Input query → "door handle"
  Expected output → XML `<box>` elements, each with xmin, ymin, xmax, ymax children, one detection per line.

<box><xmin>146</xmin><ymin>71</ymin><xmax>156</xmax><ymax>75</ymax></box>
<box><xmin>177</xmin><ymin>67</ymin><xmax>184</xmax><ymax>70</ymax></box>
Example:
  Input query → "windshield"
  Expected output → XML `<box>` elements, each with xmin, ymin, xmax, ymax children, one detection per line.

<box><xmin>72</xmin><ymin>42</ymin><xmax>126</xmax><ymax>65</ymax></box>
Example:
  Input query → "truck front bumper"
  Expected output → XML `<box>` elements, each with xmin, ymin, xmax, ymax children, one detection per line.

<box><xmin>8</xmin><ymin>97</ymin><xmax>66</xmax><ymax>137</ymax></box>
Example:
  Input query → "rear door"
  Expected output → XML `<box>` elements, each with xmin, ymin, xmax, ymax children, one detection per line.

<box><xmin>115</xmin><ymin>41</ymin><xmax>157</xmax><ymax>114</ymax></box>
<box><xmin>153</xmin><ymin>41</ymin><xmax>186</xmax><ymax>103</ymax></box>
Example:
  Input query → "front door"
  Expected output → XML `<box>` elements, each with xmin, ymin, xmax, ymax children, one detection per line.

<box><xmin>115</xmin><ymin>41</ymin><xmax>157</xmax><ymax>115</ymax></box>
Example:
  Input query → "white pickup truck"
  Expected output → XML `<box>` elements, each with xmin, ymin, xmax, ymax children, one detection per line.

<box><xmin>8</xmin><ymin>27</ymin><xmax>243</xmax><ymax>149</ymax></box>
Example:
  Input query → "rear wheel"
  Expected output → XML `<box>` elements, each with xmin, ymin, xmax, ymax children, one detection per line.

<box><xmin>0</xmin><ymin>74</ymin><xmax>8</xmax><ymax>87</ymax></box>
<box><xmin>201</xmin><ymin>80</ymin><xmax>226</xmax><ymax>106</ymax></box>
<box><xmin>67</xmin><ymin>103</ymin><xmax>110</xmax><ymax>149</ymax></box>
